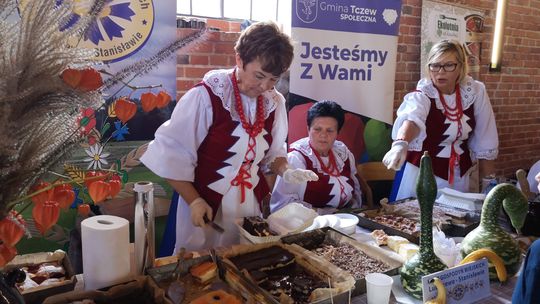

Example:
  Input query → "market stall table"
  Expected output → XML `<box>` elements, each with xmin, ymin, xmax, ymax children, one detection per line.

<box><xmin>350</xmin><ymin>276</ymin><xmax>517</xmax><ymax>303</ymax></box>
<box><xmin>348</xmin><ymin>227</ymin><xmax>518</xmax><ymax>304</ymax></box>
<box><xmin>63</xmin><ymin>225</ymin><xmax>520</xmax><ymax>303</ymax></box>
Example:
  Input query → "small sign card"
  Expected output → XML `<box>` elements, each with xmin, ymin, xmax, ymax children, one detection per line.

<box><xmin>422</xmin><ymin>259</ymin><xmax>491</xmax><ymax>304</ymax></box>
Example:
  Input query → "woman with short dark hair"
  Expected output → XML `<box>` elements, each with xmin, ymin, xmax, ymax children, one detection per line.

<box><xmin>270</xmin><ymin>100</ymin><xmax>362</xmax><ymax>213</ymax></box>
<box><xmin>141</xmin><ymin>21</ymin><xmax>317</xmax><ymax>252</ymax></box>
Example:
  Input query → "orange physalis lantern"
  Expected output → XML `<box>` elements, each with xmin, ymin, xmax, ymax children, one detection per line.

<box><xmin>115</xmin><ymin>98</ymin><xmax>137</xmax><ymax>123</ymax></box>
<box><xmin>156</xmin><ymin>91</ymin><xmax>172</xmax><ymax>109</ymax></box>
<box><xmin>141</xmin><ymin>92</ymin><xmax>157</xmax><ymax>112</ymax></box>
<box><xmin>30</xmin><ymin>181</ymin><xmax>52</xmax><ymax>205</ymax></box>
<box><xmin>108</xmin><ymin>179</ymin><xmax>122</xmax><ymax>199</ymax></box>
<box><xmin>52</xmin><ymin>184</ymin><xmax>76</xmax><ymax>209</ymax></box>
<box><xmin>61</xmin><ymin>68</ymin><xmax>82</xmax><ymax>89</ymax></box>
<box><xmin>78</xmin><ymin>68</ymin><xmax>103</xmax><ymax>92</ymax></box>
<box><xmin>84</xmin><ymin>170</ymin><xmax>107</xmax><ymax>188</ymax></box>
<box><xmin>78</xmin><ymin>204</ymin><xmax>91</xmax><ymax>217</ymax></box>
<box><xmin>0</xmin><ymin>212</ymin><xmax>25</xmax><ymax>247</ymax></box>
<box><xmin>61</xmin><ymin>68</ymin><xmax>103</xmax><ymax>92</ymax></box>
<box><xmin>32</xmin><ymin>200</ymin><xmax>60</xmax><ymax>235</ymax></box>
<box><xmin>88</xmin><ymin>181</ymin><xmax>110</xmax><ymax>204</ymax></box>
<box><xmin>0</xmin><ymin>244</ymin><xmax>17</xmax><ymax>267</ymax></box>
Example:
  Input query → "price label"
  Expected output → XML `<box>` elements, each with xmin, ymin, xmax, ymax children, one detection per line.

<box><xmin>422</xmin><ymin>259</ymin><xmax>491</xmax><ymax>304</ymax></box>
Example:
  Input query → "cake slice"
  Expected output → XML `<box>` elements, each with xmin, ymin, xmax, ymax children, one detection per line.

<box><xmin>387</xmin><ymin>235</ymin><xmax>409</xmax><ymax>252</ymax></box>
<box><xmin>398</xmin><ymin>243</ymin><xmax>419</xmax><ymax>260</ymax></box>
<box><xmin>190</xmin><ymin>261</ymin><xmax>217</xmax><ymax>283</ymax></box>
<box><xmin>242</xmin><ymin>216</ymin><xmax>277</xmax><ymax>237</ymax></box>
<box><xmin>370</xmin><ymin>229</ymin><xmax>388</xmax><ymax>246</ymax></box>
<box><xmin>229</xmin><ymin>246</ymin><xmax>295</xmax><ymax>272</ymax></box>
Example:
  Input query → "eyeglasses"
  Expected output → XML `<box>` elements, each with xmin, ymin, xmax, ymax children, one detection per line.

<box><xmin>428</xmin><ymin>63</ymin><xmax>458</xmax><ymax>72</ymax></box>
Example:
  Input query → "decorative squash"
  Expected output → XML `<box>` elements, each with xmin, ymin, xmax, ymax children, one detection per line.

<box><xmin>459</xmin><ymin>248</ymin><xmax>507</xmax><ymax>282</ymax></box>
<box><xmin>400</xmin><ymin>152</ymin><xmax>447</xmax><ymax>299</ymax></box>
<box><xmin>425</xmin><ymin>277</ymin><xmax>446</xmax><ymax>304</ymax></box>
<box><xmin>460</xmin><ymin>183</ymin><xmax>528</xmax><ymax>279</ymax></box>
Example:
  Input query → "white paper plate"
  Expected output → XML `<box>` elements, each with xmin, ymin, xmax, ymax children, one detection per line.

<box><xmin>333</xmin><ymin>213</ymin><xmax>359</xmax><ymax>235</ymax></box>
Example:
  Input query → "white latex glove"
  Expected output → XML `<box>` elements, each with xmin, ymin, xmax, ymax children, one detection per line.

<box><xmin>283</xmin><ymin>168</ymin><xmax>319</xmax><ymax>184</ymax></box>
<box><xmin>535</xmin><ymin>171</ymin><xmax>540</xmax><ymax>192</ymax></box>
<box><xmin>382</xmin><ymin>140</ymin><xmax>408</xmax><ymax>170</ymax></box>
<box><xmin>189</xmin><ymin>197</ymin><xmax>213</xmax><ymax>227</ymax></box>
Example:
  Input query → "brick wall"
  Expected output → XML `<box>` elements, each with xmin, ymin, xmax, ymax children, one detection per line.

<box><xmin>176</xmin><ymin>25</ymin><xmax>240</xmax><ymax>100</ymax></box>
<box><xmin>177</xmin><ymin>1</ymin><xmax>540</xmax><ymax>177</ymax></box>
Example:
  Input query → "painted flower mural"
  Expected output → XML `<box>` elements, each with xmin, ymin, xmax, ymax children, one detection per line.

<box><xmin>84</xmin><ymin>144</ymin><xmax>110</xmax><ymax>169</ymax></box>
<box><xmin>63</xmin><ymin>0</ymin><xmax>136</xmax><ymax>45</ymax></box>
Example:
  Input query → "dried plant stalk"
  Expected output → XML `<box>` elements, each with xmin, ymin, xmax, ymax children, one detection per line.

<box><xmin>0</xmin><ymin>0</ymin><xmax>105</xmax><ymax>217</ymax></box>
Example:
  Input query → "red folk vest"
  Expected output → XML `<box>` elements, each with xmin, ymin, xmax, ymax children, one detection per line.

<box><xmin>193</xmin><ymin>83</ymin><xmax>275</xmax><ymax>218</ymax></box>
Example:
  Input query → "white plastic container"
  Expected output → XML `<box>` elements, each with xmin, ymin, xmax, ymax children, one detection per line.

<box><xmin>333</xmin><ymin>213</ymin><xmax>360</xmax><ymax>235</ymax></box>
<box><xmin>267</xmin><ymin>202</ymin><xmax>318</xmax><ymax>235</ymax></box>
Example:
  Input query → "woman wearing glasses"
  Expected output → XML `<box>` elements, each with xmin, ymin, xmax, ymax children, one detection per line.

<box><xmin>383</xmin><ymin>39</ymin><xmax>498</xmax><ymax>200</ymax></box>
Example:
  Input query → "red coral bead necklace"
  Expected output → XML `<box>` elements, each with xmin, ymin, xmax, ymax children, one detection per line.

<box><xmin>231</xmin><ymin>68</ymin><xmax>265</xmax><ymax>138</ymax></box>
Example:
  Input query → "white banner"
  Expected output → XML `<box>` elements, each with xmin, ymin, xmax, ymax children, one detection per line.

<box><xmin>288</xmin><ymin>0</ymin><xmax>402</xmax><ymax>162</ymax></box>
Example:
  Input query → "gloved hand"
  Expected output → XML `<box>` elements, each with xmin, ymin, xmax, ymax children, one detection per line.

<box><xmin>536</xmin><ymin>172</ymin><xmax>540</xmax><ymax>192</ymax></box>
<box><xmin>382</xmin><ymin>140</ymin><xmax>408</xmax><ymax>170</ymax></box>
<box><xmin>189</xmin><ymin>197</ymin><xmax>213</xmax><ymax>227</ymax></box>
<box><xmin>283</xmin><ymin>168</ymin><xmax>319</xmax><ymax>184</ymax></box>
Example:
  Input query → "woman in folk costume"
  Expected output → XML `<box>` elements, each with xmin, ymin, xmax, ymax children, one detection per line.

<box><xmin>270</xmin><ymin>101</ymin><xmax>362</xmax><ymax>214</ymax></box>
<box><xmin>141</xmin><ymin>21</ymin><xmax>317</xmax><ymax>252</ymax></box>
<box><xmin>383</xmin><ymin>39</ymin><xmax>498</xmax><ymax>200</ymax></box>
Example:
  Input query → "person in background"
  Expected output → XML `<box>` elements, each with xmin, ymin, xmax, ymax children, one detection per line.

<box><xmin>383</xmin><ymin>39</ymin><xmax>498</xmax><ymax>200</ymax></box>
<box><xmin>270</xmin><ymin>100</ymin><xmax>364</xmax><ymax>214</ymax></box>
<box><xmin>512</xmin><ymin>239</ymin><xmax>540</xmax><ymax>303</ymax></box>
<box><xmin>141</xmin><ymin>21</ymin><xmax>318</xmax><ymax>252</ymax></box>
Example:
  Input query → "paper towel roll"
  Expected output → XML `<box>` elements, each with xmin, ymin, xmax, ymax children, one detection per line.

<box><xmin>82</xmin><ymin>215</ymin><xmax>130</xmax><ymax>290</ymax></box>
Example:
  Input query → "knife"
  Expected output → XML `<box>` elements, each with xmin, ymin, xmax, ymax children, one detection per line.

<box><xmin>210</xmin><ymin>248</ymin><xmax>226</xmax><ymax>280</ymax></box>
<box><xmin>203</xmin><ymin>215</ymin><xmax>224</xmax><ymax>233</ymax></box>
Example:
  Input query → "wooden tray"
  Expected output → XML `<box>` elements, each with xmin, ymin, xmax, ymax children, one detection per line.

<box><xmin>147</xmin><ymin>255</ymin><xmax>266</xmax><ymax>303</ymax></box>
<box><xmin>386</xmin><ymin>198</ymin><xmax>480</xmax><ymax>238</ymax></box>
<box><xmin>356</xmin><ymin>209</ymin><xmax>420</xmax><ymax>243</ymax></box>
<box><xmin>43</xmin><ymin>276</ymin><xmax>170</xmax><ymax>304</ymax></box>
<box><xmin>281</xmin><ymin>228</ymin><xmax>402</xmax><ymax>296</ymax></box>
<box><xmin>3</xmin><ymin>250</ymin><xmax>77</xmax><ymax>304</ymax></box>
<box><xmin>221</xmin><ymin>242</ymin><xmax>356</xmax><ymax>303</ymax></box>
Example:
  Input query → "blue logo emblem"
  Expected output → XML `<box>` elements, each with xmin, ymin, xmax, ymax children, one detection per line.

<box><xmin>60</xmin><ymin>0</ymin><xmax>155</xmax><ymax>63</ymax></box>
<box><xmin>296</xmin><ymin>0</ymin><xmax>318</xmax><ymax>24</ymax></box>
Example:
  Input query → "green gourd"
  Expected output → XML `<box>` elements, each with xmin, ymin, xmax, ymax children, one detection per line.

<box><xmin>400</xmin><ymin>152</ymin><xmax>447</xmax><ymax>299</ymax></box>
<box><xmin>460</xmin><ymin>183</ymin><xmax>528</xmax><ymax>279</ymax></box>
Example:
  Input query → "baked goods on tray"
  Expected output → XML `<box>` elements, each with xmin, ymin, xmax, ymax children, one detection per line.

<box><xmin>242</xmin><ymin>216</ymin><xmax>277</xmax><ymax>237</ymax></box>
<box><xmin>370</xmin><ymin>229</ymin><xmax>388</xmax><ymax>246</ymax></box>
<box><xmin>311</xmin><ymin>241</ymin><xmax>391</xmax><ymax>280</ymax></box>
<box><xmin>17</xmin><ymin>261</ymin><xmax>67</xmax><ymax>292</ymax></box>
<box><xmin>370</xmin><ymin>214</ymin><xmax>419</xmax><ymax>235</ymax></box>
<box><xmin>228</xmin><ymin>245</ymin><xmax>327</xmax><ymax>303</ymax></box>
<box><xmin>189</xmin><ymin>261</ymin><xmax>217</xmax><ymax>284</ymax></box>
